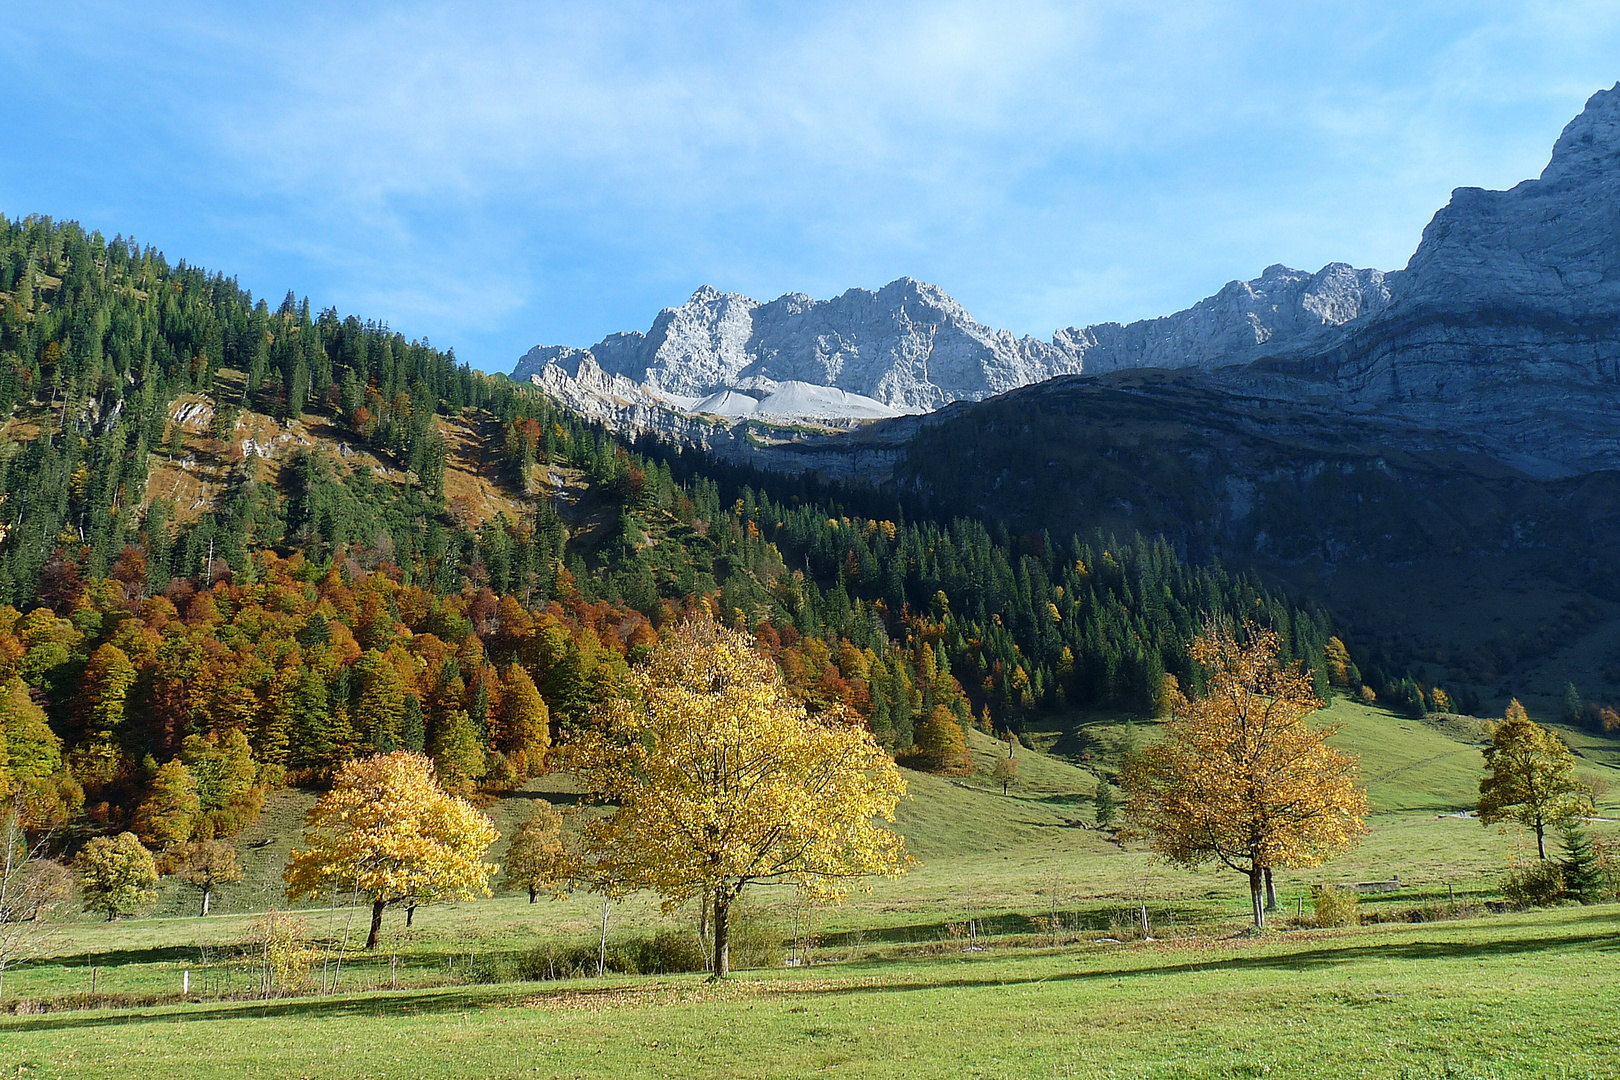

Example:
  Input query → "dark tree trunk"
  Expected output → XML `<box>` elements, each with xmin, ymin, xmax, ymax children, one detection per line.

<box><xmin>1536</xmin><ymin>824</ymin><xmax>1547</xmax><ymax>860</ymax></box>
<box><xmin>405</xmin><ymin>903</ymin><xmax>416</xmax><ymax>927</ymax></box>
<box><xmin>1249</xmin><ymin>868</ymin><xmax>1265</xmax><ymax>929</ymax></box>
<box><xmin>1264</xmin><ymin>868</ymin><xmax>1277</xmax><ymax>912</ymax></box>
<box><xmin>528</xmin><ymin>886</ymin><xmax>538</xmax><ymax>903</ymax></box>
<box><xmin>712</xmin><ymin>891</ymin><xmax>731</xmax><ymax>979</ymax></box>
<box><xmin>366</xmin><ymin>899</ymin><xmax>385</xmax><ymax>949</ymax></box>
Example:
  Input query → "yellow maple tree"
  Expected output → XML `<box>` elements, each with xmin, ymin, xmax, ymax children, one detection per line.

<box><xmin>502</xmin><ymin>799</ymin><xmax>569</xmax><ymax>903</ymax></box>
<box><xmin>566</xmin><ymin>618</ymin><xmax>911</xmax><ymax>977</ymax></box>
<box><xmin>1121</xmin><ymin>624</ymin><xmax>1368</xmax><ymax>928</ymax></box>
<box><xmin>284</xmin><ymin>751</ymin><xmax>498</xmax><ymax>949</ymax></box>
<box><xmin>1479</xmin><ymin>700</ymin><xmax>1593</xmax><ymax>860</ymax></box>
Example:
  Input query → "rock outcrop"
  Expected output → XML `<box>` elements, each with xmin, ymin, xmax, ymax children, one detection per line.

<box><xmin>1227</xmin><ymin>82</ymin><xmax>1620</xmax><ymax>476</ymax></box>
<box><xmin>1053</xmin><ymin>262</ymin><xmax>1390</xmax><ymax>373</ymax></box>
<box><xmin>1391</xmin><ymin>82</ymin><xmax>1620</xmax><ymax>320</ymax></box>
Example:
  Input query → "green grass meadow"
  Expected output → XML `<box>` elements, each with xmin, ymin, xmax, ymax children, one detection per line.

<box><xmin>1</xmin><ymin>697</ymin><xmax>1617</xmax><ymax>1078</ymax></box>
<box><xmin>3</xmin><ymin>908</ymin><xmax>1617</xmax><ymax>1080</ymax></box>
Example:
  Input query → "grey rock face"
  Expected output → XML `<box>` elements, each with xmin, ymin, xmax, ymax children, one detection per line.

<box><xmin>517</xmin><ymin>84</ymin><xmax>1620</xmax><ymax>476</ymax></box>
<box><xmin>516</xmin><ymin>277</ymin><xmax>1081</xmax><ymax>413</ymax></box>
<box><xmin>1229</xmin><ymin>83</ymin><xmax>1620</xmax><ymax>476</ymax></box>
<box><xmin>1389</xmin><ymin>82</ymin><xmax>1620</xmax><ymax>319</ymax></box>
<box><xmin>1052</xmin><ymin>262</ymin><xmax>1390</xmax><ymax>373</ymax></box>
<box><xmin>513</xmin><ymin>264</ymin><xmax>1382</xmax><ymax>418</ymax></box>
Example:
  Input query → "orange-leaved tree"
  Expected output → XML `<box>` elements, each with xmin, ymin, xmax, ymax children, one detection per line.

<box><xmin>1122</xmin><ymin>624</ymin><xmax>1368</xmax><ymax>928</ymax></box>
<box><xmin>284</xmin><ymin>751</ymin><xmax>498</xmax><ymax>949</ymax></box>
<box><xmin>566</xmin><ymin>618</ymin><xmax>911</xmax><ymax>978</ymax></box>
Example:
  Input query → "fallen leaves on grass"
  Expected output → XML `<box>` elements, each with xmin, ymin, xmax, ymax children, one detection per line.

<box><xmin>514</xmin><ymin>975</ymin><xmax>886</xmax><ymax>1014</ymax></box>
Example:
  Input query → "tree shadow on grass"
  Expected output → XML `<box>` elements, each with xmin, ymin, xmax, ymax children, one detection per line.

<box><xmin>1538</xmin><ymin>907</ymin><xmax>1620</xmax><ymax>928</ymax></box>
<box><xmin>7</xmin><ymin>923</ymin><xmax>1615</xmax><ymax>1032</ymax></box>
<box><xmin>11</xmin><ymin>946</ymin><xmax>205</xmax><ymax>971</ymax></box>
<box><xmin>0</xmin><ymin>987</ymin><xmax>518</xmax><ymax>1033</ymax></box>
<box><xmin>816</xmin><ymin>929</ymin><xmax>1620</xmax><ymax>1000</ymax></box>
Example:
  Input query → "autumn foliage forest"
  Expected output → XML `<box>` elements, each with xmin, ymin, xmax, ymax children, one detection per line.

<box><xmin>0</xmin><ymin>214</ymin><xmax>1337</xmax><ymax>853</ymax></box>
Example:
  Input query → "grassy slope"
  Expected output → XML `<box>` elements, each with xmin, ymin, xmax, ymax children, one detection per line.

<box><xmin>140</xmin><ymin>374</ymin><xmax>528</xmax><ymax>529</ymax></box>
<box><xmin>11</xmin><ymin>695</ymin><xmax>1617</xmax><ymax>1006</ymax></box>
<box><xmin>7</xmin><ymin>684</ymin><xmax>1616</xmax><ymax>1077</ymax></box>
<box><xmin>3</xmin><ymin>906</ymin><xmax>1617</xmax><ymax>1080</ymax></box>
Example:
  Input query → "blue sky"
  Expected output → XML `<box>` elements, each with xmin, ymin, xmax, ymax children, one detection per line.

<box><xmin>3</xmin><ymin>2</ymin><xmax>1617</xmax><ymax>372</ymax></box>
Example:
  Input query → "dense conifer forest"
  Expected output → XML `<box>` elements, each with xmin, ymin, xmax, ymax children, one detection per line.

<box><xmin>0</xmin><ymin>215</ymin><xmax>1333</xmax><ymax>846</ymax></box>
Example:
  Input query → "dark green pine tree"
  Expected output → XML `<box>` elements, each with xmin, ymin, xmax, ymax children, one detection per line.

<box><xmin>291</xmin><ymin>667</ymin><xmax>335</xmax><ymax>769</ymax></box>
<box><xmin>283</xmin><ymin>356</ymin><xmax>310</xmax><ymax>421</ymax></box>
<box><xmin>400</xmin><ymin>694</ymin><xmax>426</xmax><ymax>754</ymax></box>
<box><xmin>1562</xmin><ymin>682</ymin><xmax>1584</xmax><ymax>726</ymax></box>
<box><xmin>1560</xmin><ymin>826</ymin><xmax>1602</xmax><ymax>903</ymax></box>
<box><xmin>1094</xmin><ymin>782</ymin><xmax>1119</xmax><ymax>829</ymax></box>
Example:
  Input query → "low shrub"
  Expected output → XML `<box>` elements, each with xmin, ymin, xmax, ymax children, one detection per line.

<box><xmin>727</xmin><ymin>908</ymin><xmax>784</xmax><ymax>969</ymax></box>
<box><xmin>469</xmin><ymin>933</ymin><xmax>711</xmax><ymax>984</ymax></box>
<box><xmin>1106</xmin><ymin>908</ymin><xmax>1153</xmax><ymax>942</ymax></box>
<box><xmin>1501</xmin><ymin>861</ymin><xmax>1565</xmax><ymax>909</ymax></box>
<box><xmin>1360</xmin><ymin>902</ymin><xmax>1473</xmax><ymax>925</ymax></box>
<box><xmin>245</xmin><ymin>911</ymin><xmax>315</xmax><ymax>996</ymax></box>
<box><xmin>463</xmin><ymin>953</ymin><xmax>515</xmax><ymax>984</ymax></box>
<box><xmin>633</xmin><ymin>929</ymin><xmax>707</xmax><ymax>974</ymax></box>
<box><xmin>1311</xmin><ymin>886</ymin><xmax>1360</xmax><ymax>928</ymax></box>
<box><xmin>514</xmin><ymin>940</ymin><xmax>600</xmax><ymax>981</ymax></box>
<box><xmin>5</xmin><ymin>992</ymin><xmax>180</xmax><ymax>1014</ymax></box>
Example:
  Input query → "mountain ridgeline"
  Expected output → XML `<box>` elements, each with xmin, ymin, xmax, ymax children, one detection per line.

<box><xmin>514</xmin><ymin>264</ymin><xmax>1389</xmax><ymax>428</ymax></box>
<box><xmin>520</xmin><ymin>84</ymin><xmax>1620</xmax><ymax>476</ymax></box>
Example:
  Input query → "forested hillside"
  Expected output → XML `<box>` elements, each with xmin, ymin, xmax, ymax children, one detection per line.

<box><xmin>0</xmin><ymin>215</ymin><xmax>1332</xmax><ymax>848</ymax></box>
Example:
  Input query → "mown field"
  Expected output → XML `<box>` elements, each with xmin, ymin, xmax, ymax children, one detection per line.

<box><xmin>3</xmin><ymin>906</ymin><xmax>1617</xmax><ymax>1079</ymax></box>
<box><xmin>1</xmin><ymin>698</ymin><xmax>1617</xmax><ymax>1078</ymax></box>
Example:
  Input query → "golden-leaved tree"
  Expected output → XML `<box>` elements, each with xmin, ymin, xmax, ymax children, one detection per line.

<box><xmin>284</xmin><ymin>751</ymin><xmax>498</xmax><ymax>949</ymax></box>
<box><xmin>503</xmin><ymin>800</ymin><xmax>567</xmax><ymax>903</ymax></box>
<box><xmin>566</xmin><ymin>618</ymin><xmax>911</xmax><ymax>977</ymax></box>
<box><xmin>78</xmin><ymin>832</ymin><xmax>158</xmax><ymax>921</ymax></box>
<box><xmin>911</xmin><ymin>706</ymin><xmax>973</xmax><ymax>775</ymax></box>
<box><xmin>170</xmin><ymin>839</ymin><xmax>244</xmax><ymax>916</ymax></box>
<box><xmin>1122</xmin><ymin>624</ymin><xmax>1368</xmax><ymax>928</ymax></box>
<box><xmin>131</xmin><ymin>760</ymin><xmax>200</xmax><ymax>848</ymax></box>
<box><xmin>1478</xmin><ymin>700</ymin><xmax>1593</xmax><ymax>860</ymax></box>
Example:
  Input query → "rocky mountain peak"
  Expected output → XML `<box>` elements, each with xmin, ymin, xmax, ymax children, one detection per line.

<box><xmin>1541</xmin><ymin>81</ymin><xmax>1620</xmax><ymax>183</ymax></box>
<box><xmin>515</xmin><ymin>276</ymin><xmax>1079</xmax><ymax>412</ymax></box>
<box><xmin>1392</xmin><ymin>83</ymin><xmax>1620</xmax><ymax>318</ymax></box>
<box><xmin>684</xmin><ymin>283</ymin><xmax>728</xmax><ymax>304</ymax></box>
<box><xmin>1055</xmin><ymin>261</ymin><xmax>1389</xmax><ymax>373</ymax></box>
